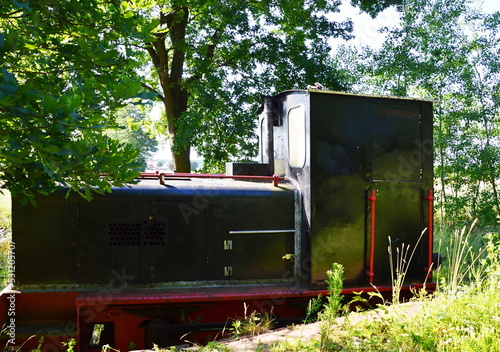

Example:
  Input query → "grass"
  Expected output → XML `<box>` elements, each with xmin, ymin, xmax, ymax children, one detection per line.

<box><xmin>0</xmin><ymin>191</ymin><xmax>11</xmax><ymax>230</ymax></box>
<box><xmin>0</xmin><ymin>191</ymin><xmax>11</xmax><ymax>287</ymax></box>
<box><xmin>228</xmin><ymin>303</ymin><xmax>275</xmax><ymax>340</ymax></box>
<box><xmin>269</xmin><ymin>222</ymin><xmax>500</xmax><ymax>352</ymax></box>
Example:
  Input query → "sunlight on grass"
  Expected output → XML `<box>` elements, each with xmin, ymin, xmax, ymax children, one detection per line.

<box><xmin>0</xmin><ymin>191</ymin><xmax>11</xmax><ymax>230</ymax></box>
<box><xmin>0</xmin><ymin>190</ymin><xmax>11</xmax><ymax>288</ymax></box>
<box><xmin>272</xmin><ymin>223</ymin><xmax>500</xmax><ymax>352</ymax></box>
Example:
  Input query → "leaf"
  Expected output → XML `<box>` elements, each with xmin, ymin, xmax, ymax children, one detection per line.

<box><xmin>24</xmin><ymin>43</ymin><xmax>37</xmax><ymax>50</ymax></box>
<box><xmin>123</xmin><ymin>11</ymin><xmax>134</xmax><ymax>19</ymax></box>
<box><xmin>12</xmin><ymin>0</ymin><xmax>31</xmax><ymax>11</ymax></box>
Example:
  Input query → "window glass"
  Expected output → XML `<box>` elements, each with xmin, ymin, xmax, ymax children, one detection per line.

<box><xmin>288</xmin><ymin>105</ymin><xmax>306</xmax><ymax>168</ymax></box>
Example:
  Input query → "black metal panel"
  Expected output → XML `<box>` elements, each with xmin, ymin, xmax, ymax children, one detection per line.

<box><xmin>373</xmin><ymin>182</ymin><xmax>426</xmax><ymax>284</ymax></box>
<box><xmin>13</xmin><ymin>194</ymin><xmax>78</xmax><ymax>285</ymax></box>
<box><xmin>141</xmin><ymin>201</ymin><xmax>207</xmax><ymax>283</ymax></box>
<box><xmin>207</xmin><ymin>199</ymin><xmax>295</xmax><ymax>281</ymax></box>
<box><xmin>78</xmin><ymin>198</ymin><xmax>143</xmax><ymax>285</ymax></box>
<box><xmin>371</xmin><ymin>103</ymin><xmax>422</xmax><ymax>182</ymax></box>
<box><xmin>77</xmin><ymin>197</ymin><xmax>209</xmax><ymax>285</ymax></box>
<box><xmin>304</xmin><ymin>92</ymin><xmax>432</xmax><ymax>288</ymax></box>
<box><xmin>13</xmin><ymin>178</ymin><xmax>295</xmax><ymax>288</ymax></box>
<box><xmin>308</xmin><ymin>93</ymin><xmax>370</xmax><ymax>287</ymax></box>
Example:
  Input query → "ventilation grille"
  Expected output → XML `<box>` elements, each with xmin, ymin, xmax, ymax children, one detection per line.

<box><xmin>144</xmin><ymin>222</ymin><xmax>166</xmax><ymax>246</ymax></box>
<box><xmin>107</xmin><ymin>222</ymin><xmax>166</xmax><ymax>246</ymax></box>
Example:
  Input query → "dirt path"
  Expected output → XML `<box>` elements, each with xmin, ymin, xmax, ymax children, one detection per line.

<box><xmin>178</xmin><ymin>302</ymin><xmax>425</xmax><ymax>351</ymax></box>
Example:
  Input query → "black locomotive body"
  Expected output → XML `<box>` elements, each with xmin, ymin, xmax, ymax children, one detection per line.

<box><xmin>14</xmin><ymin>179</ymin><xmax>298</xmax><ymax>286</ymax></box>
<box><xmin>1</xmin><ymin>90</ymin><xmax>434</xmax><ymax>351</ymax></box>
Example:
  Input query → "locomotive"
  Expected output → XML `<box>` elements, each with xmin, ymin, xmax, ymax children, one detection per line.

<box><xmin>1</xmin><ymin>89</ymin><xmax>435</xmax><ymax>351</ymax></box>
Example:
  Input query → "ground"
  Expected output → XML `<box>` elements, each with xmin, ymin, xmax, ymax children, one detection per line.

<box><xmin>173</xmin><ymin>302</ymin><xmax>425</xmax><ymax>351</ymax></box>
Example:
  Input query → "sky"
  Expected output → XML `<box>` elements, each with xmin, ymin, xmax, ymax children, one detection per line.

<box><xmin>332</xmin><ymin>0</ymin><xmax>499</xmax><ymax>49</ymax></box>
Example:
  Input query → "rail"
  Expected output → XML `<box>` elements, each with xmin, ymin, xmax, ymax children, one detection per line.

<box><xmin>367</xmin><ymin>190</ymin><xmax>377</xmax><ymax>284</ymax></box>
<box><xmin>425</xmin><ymin>190</ymin><xmax>434</xmax><ymax>278</ymax></box>
<box><xmin>139</xmin><ymin>172</ymin><xmax>285</xmax><ymax>187</ymax></box>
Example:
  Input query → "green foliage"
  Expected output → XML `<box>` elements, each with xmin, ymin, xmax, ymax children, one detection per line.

<box><xmin>304</xmin><ymin>295</ymin><xmax>324</xmax><ymax>323</ymax></box>
<box><xmin>29</xmin><ymin>337</ymin><xmax>44</xmax><ymax>352</ymax></box>
<box><xmin>133</xmin><ymin>0</ymin><xmax>357</xmax><ymax>171</ymax></box>
<box><xmin>335</xmin><ymin>0</ymin><xmax>500</xmax><ymax>226</ymax></box>
<box><xmin>0</xmin><ymin>0</ymin><xmax>152</xmax><ymax>202</ymax></box>
<box><xmin>332</xmin><ymin>227</ymin><xmax>500</xmax><ymax>352</ymax></box>
<box><xmin>0</xmin><ymin>191</ymin><xmax>10</xmax><ymax>230</ymax></box>
<box><xmin>61</xmin><ymin>338</ymin><xmax>77</xmax><ymax>352</ymax></box>
<box><xmin>105</xmin><ymin>105</ymin><xmax>158</xmax><ymax>171</ymax></box>
<box><xmin>435</xmin><ymin>221</ymin><xmax>487</xmax><ymax>293</ymax></box>
<box><xmin>321</xmin><ymin>263</ymin><xmax>345</xmax><ymax>320</ymax></box>
<box><xmin>230</xmin><ymin>303</ymin><xmax>275</xmax><ymax>339</ymax></box>
<box><xmin>318</xmin><ymin>263</ymin><xmax>344</xmax><ymax>351</ymax></box>
<box><xmin>388</xmin><ymin>230</ymin><xmax>428</xmax><ymax>304</ymax></box>
<box><xmin>275</xmin><ymin>225</ymin><xmax>500</xmax><ymax>352</ymax></box>
<box><xmin>350</xmin><ymin>0</ymin><xmax>404</xmax><ymax>18</ymax></box>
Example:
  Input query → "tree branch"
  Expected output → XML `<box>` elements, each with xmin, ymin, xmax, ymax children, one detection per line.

<box><xmin>141</xmin><ymin>83</ymin><xmax>165</xmax><ymax>103</ymax></box>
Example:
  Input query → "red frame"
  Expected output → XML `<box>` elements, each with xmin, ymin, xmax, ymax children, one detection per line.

<box><xmin>1</xmin><ymin>281</ymin><xmax>435</xmax><ymax>352</ymax></box>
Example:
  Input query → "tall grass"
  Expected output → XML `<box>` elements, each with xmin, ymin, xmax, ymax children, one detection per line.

<box><xmin>388</xmin><ymin>229</ymin><xmax>427</xmax><ymax>304</ymax></box>
<box><xmin>434</xmin><ymin>220</ymin><xmax>489</xmax><ymax>292</ymax></box>
<box><xmin>272</xmin><ymin>223</ymin><xmax>500</xmax><ymax>351</ymax></box>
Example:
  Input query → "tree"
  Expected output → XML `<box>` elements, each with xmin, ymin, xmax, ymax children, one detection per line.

<box><xmin>133</xmin><ymin>0</ymin><xmax>356</xmax><ymax>172</ymax></box>
<box><xmin>334</xmin><ymin>0</ymin><xmax>500</xmax><ymax>225</ymax></box>
<box><xmin>1</xmin><ymin>0</ymin><xmax>406</xmax><ymax>202</ymax></box>
<box><xmin>350</xmin><ymin>0</ymin><xmax>403</xmax><ymax>18</ymax></box>
<box><xmin>105</xmin><ymin>105</ymin><xmax>159</xmax><ymax>170</ymax></box>
<box><xmin>0</xmin><ymin>0</ymin><xmax>153</xmax><ymax>202</ymax></box>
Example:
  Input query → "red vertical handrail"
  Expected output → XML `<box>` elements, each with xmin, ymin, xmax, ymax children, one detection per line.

<box><xmin>425</xmin><ymin>190</ymin><xmax>434</xmax><ymax>278</ymax></box>
<box><xmin>367</xmin><ymin>190</ymin><xmax>377</xmax><ymax>284</ymax></box>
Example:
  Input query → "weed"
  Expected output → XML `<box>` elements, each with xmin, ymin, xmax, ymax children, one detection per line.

<box><xmin>435</xmin><ymin>220</ymin><xmax>488</xmax><ymax>293</ymax></box>
<box><xmin>318</xmin><ymin>263</ymin><xmax>344</xmax><ymax>351</ymax></box>
<box><xmin>0</xmin><ymin>191</ymin><xmax>11</xmax><ymax>230</ymax></box>
<box><xmin>61</xmin><ymin>338</ymin><xmax>76</xmax><ymax>352</ymax></box>
<box><xmin>229</xmin><ymin>303</ymin><xmax>274</xmax><ymax>339</ymax></box>
<box><xmin>167</xmin><ymin>341</ymin><xmax>231</xmax><ymax>352</ymax></box>
<box><xmin>330</xmin><ymin>224</ymin><xmax>500</xmax><ymax>351</ymax></box>
<box><xmin>0</xmin><ymin>191</ymin><xmax>11</xmax><ymax>288</ymax></box>
<box><xmin>270</xmin><ymin>224</ymin><xmax>500</xmax><ymax>351</ymax></box>
<box><xmin>388</xmin><ymin>229</ymin><xmax>427</xmax><ymax>304</ymax></box>
<box><xmin>270</xmin><ymin>338</ymin><xmax>322</xmax><ymax>351</ymax></box>
<box><xmin>29</xmin><ymin>337</ymin><xmax>44</xmax><ymax>352</ymax></box>
<box><xmin>303</xmin><ymin>295</ymin><xmax>323</xmax><ymax>323</ymax></box>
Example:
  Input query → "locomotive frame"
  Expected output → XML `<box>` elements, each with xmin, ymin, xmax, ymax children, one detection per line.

<box><xmin>1</xmin><ymin>89</ymin><xmax>435</xmax><ymax>351</ymax></box>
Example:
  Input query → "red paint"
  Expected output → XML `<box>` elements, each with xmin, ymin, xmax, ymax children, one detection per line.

<box><xmin>1</xmin><ymin>281</ymin><xmax>435</xmax><ymax>352</ymax></box>
<box><xmin>74</xmin><ymin>283</ymin><xmax>433</xmax><ymax>307</ymax></box>
<box><xmin>425</xmin><ymin>190</ymin><xmax>434</xmax><ymax>277</ymax></box>
<box><xmin>367</xmin><ymin>190</ymin><xmax>377</xmax><ymax>284</ymax></box>
<box><xmin>139</xmin><ymin>172</ymin><xmax>285</xmax><ymax>187</ymax></box>
<box><xmin>0</xmin><ymin>291</ymin><xmax>78</xmax><ymax>352</ymax></box>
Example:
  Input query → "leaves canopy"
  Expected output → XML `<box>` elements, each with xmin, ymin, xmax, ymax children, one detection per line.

<box><xmin>1</xmin><ymin>0</ymin><xmax>401</xmax><ymax>200</ymax></box>
<box><xmin>334</xmin><ymin>0</ymin><xmax>500</xmax><ymax>225</ymax></box>
<box><xmin>0</xmin><ymin>0</ymin><xmax>152</xmax><ymax>202</ymax></box>
<box><xmin>137</xmin><ymin>0</ymin><xmax>355</xmax><ymax>171</ymax></box>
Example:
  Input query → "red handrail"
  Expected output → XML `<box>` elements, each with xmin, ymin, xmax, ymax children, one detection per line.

<box><xmin>367</xmin><ymin>190</ymin><xmax>377</xmax><ymax>284</ymax></box>
<box><xmin>425</xmin><ymin>190</ymin><xmax>434</xmax><ymax>278</ymax></box>
<box><xmin>139</xmin><ymin>172</ymin><xmax>285</xmax><ymax>187</ymax></box>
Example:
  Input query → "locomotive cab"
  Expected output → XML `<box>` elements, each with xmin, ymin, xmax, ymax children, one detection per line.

<box><xmin>257</xmin><ymin>90</ymin><xmax>434</xmax><ymax>288</ymax></box>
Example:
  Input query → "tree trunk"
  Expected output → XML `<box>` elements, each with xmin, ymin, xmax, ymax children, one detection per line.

<box><xmin>171</xmin><ymin>144</ymin><xmax>191</xmax><ymax>173</ymax></box>
<box><xmin>146</xmin><ymin>6</ymin><xmax>191</xmax><ymax>172</ymax></box>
